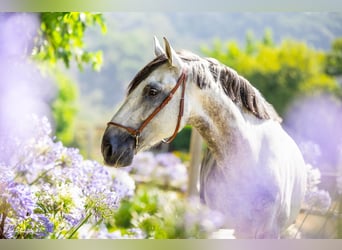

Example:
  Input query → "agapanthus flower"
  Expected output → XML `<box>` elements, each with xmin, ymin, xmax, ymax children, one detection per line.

<box><xmin>306</xmin><ymin>163</ymin><xmax>321</xmax><ymax>191</ymax></box>
<box><xmin>127</xmin><ymin>152</ymin><xmax>188</xmax><ymax>191</ymax></box>
<box><xmin>110</xmin><ymin>169</ymin><xmax>136</xmax><ymax>199</ymax></box>
<box><xmin>30</xmin><ymin>214</ymin><xmax>54</xmax><ymax>238</ymax></box>
<box><xmin>302</xmin><ymin>163</ymin><xmax>332</xmax><ymax>213</ymax></box>
<box><xmin>1</xmin><ymin>181</ymin><xmax>35</xmax><ymax>219</ymax></box>
<box><xmin>129</xmin><ymin>152</ymin><xmax>158</xmax><ymax>176</ymax></box>
<box><xmin>0</xmin><ymin>165</ymin><xmax>14</xmax><ymax>185</ymax></box>
<box><xmin>0</xmin><ymin>116</ymin><xmax>137</xmax><ymax>238</ymax></box>
<box><xmin>0</xmin><ymin>180</ymin><xmax>55</xmax><ymax>239</ymax></box>
<box><xmin>129</xmin><ymin>190</ymin><xmax>226</xmax><ymax>239</ymax></box>
<box><xmin>1</xmin><ymin>217</ymin><xmax>15</xmax><ymax>239</ymax></box>
<box><xmin>298</xmin><ymin>141</ymin><xmax>322</xmax><ymax>165</ymax></box>
<box><xmin>183</xmin><ymin>197</ymin><xmax>225</xmax><ymax>236</ymax></box>
<box><xmin>155</xmin><ymin>153</ymin><xmax>181</xmax><ymax>167</ymax></box>
<box><xmin>304</xmin><ymin>189</ymin><xmax>331</xmax><ymax>213</ymax></box>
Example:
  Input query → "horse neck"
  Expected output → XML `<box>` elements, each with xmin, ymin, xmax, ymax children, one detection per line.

<box><xmin>187</xmin><ymin>80</ymin><xmax>251</xmax><ymax>165</ymax></box>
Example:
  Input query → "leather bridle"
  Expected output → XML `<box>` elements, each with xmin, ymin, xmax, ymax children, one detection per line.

<box><xmin>107</xmin><ymin>69</ymin><xmax>187</xmax><ymax>150</ymax></box>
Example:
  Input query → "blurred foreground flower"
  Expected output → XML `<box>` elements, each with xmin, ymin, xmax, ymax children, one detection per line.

<box><xmin>127</xmin><ymin>152</ymin><xmax>188</xmax><ymax>191</ymax></box>
<box><xmin>303</xmin><ymin>163</ymin><xmax>332</xmax><ymax>213</ymax></box>
<box><xmin>0</xmin><ymin>116</ymin><xmax>135</xmax><ymax>239</ymax></box>
<box><xmin>0</xmin><ymin>115</ymin><xmax>221</xmax><ymax>239</ymax></box>
<box><xmin>111</xmin><ymin>187</ymin><xmax>225</xmax><ymax>239</ymax></box>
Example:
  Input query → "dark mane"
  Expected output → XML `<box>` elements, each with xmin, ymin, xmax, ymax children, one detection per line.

<box><xmin>127</xmin><ymin>50</ymin><xmax>281</xmax><ymax>122</ymax></box>
<box><xmin>178</xmin><ymin>51</ymin><xmax>281</xmax><ymax>122</ymax></box>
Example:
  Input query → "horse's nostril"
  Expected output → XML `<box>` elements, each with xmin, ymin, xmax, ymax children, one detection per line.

<box><xmin>104</xmin><ymin>143</ymin><xmax>113</xmax><ymax>159</ymax></box>
<box><xmin>101</xmin><ymin>132</ymin><xmax>135</xmax><ymax>167</ymax></box>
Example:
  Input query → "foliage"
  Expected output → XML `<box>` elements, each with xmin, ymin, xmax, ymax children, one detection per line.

<box><xmin>201</xmin><ymin>31</ymin><xmax>340</xmax><ymax>115</ymax></box>
<box><xmin>325</xmin><ymin>38</ymin><xmax>342</xmax><ymax>76</ymax></box>
<box><xmin>34</xmin><ymin>12</ymin><xmax>106</xmax><ymax>71</ymax></box>
<box><xmin>51</xmin><ymin>71</ymin><xmax>79</xmax><ymax>145</ymax></box>
<box><xmin>170</xmin><ymin>125</ymin><xmax>192</xmax><ymax>152</ymax></box>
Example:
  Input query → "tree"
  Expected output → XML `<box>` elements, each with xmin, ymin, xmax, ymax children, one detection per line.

<box><xmin>201</xmin><ymin>30</ymin><xmax>340</xmax><ymax>115</ymax></box>
<box><xmin>51</xmin><ymin>71</ymin><xmax>78</xmax><ymax>145</ymax></box>
<box><xmin>33</xmin><ymin>12</ymin><xmax>107</xmax><ymax>145</ymax></box>
<box><xmin>35</xmin><ymin>12</ymin><xmax>106</xmax><ymax>71</ymax></box>
<box><xmin>325</xmin><ymin>38</ymin><xmax>342</xmax><ymax>76</ymax></box>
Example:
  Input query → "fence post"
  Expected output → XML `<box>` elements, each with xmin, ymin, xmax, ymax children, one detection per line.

<box><xmin>187</xmin><ymin>128</ymin><xmax>203</xmax><ymax>197</ymax></box>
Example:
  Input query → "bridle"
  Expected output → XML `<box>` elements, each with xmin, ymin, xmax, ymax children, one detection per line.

<box><xmin>107</xmin><ymin>68</ymin><xmax>187</xmax><ymax>151</ymax></box>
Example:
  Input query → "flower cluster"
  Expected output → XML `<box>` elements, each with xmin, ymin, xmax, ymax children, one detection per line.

<box><xmin>0</xmin><ymin>116</ymin><xmax>135</xmax><ymax>239</ymax></box>
<box><xmin>303</xmin><ymin>163</ymin><xmax>331</xmax><ymax>213</ymax></box>
<box><xmin>125</xmin><ymin>152</ymin><xmax>188</xmax><ymax>191</ymax></box>
<box><xmin>114</xmin><ymin>187</ymin><xmax>225</xmax><ymax>239</ymax></box>
<box><xmin>296</xmin><ymin>140</ymin><xmax>332</xmax><ymax>214</ymax></box>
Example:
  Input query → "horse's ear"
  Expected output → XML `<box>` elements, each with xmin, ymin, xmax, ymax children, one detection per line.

<box><xmin>163</xmin><ymin>37</ymin><xmax>184</xmax><ymax>69</ymax></box>
<box><xmin>153</xmin><ymin>36</ymin><xmax>165</xmax><ymax>57</ymax></box>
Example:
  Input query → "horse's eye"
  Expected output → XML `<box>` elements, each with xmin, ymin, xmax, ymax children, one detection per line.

<box><xmin>148</xmin><ymin>87</ymin><xmax>159</xmax><ymax>97</ymax></box>
<box><xmin>143</xmin><ymin>83</ymin><xmax>161</xmax><ymax>98</ymax></box>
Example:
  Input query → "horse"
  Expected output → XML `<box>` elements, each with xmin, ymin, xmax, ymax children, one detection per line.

<box><xmin>101</xmin><ymin>37</ymin><xmax>307</xmax><ymax>238</ymax></box>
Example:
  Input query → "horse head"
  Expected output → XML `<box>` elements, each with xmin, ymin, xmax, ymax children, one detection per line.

<box><xmin>101</xmin><ymin>37</ymin><xmax>191</xmax><ymax>167</ymax></box>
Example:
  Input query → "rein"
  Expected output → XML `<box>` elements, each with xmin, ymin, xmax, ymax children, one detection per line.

<box><xmin>107</xmin><ymin>69</ymin><xmax>187</xmax><ymax>150</ymax></box>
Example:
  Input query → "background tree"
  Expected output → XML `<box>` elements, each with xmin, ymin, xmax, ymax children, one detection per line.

<box><xmin>201</xmin><ymin>30</ymin><xmax>341</xmax><ymax>115</ymax></box>
<box><xmin>32</xmin><ymin>12</ymin><xmax>106</xmax><ymax>145</ymax></box>
<box><xmin>325</xmin><ymin>37</ymin><xmax>342</xmax><ymax>76</ymax></box>
<box><xmin>35</xmin><ymin>12</ymin><xmax>106</xmax><ymax>71</ymax></box>
<box><xmin>51</xmin><ymin>71</ymin><xmax>78</xmax><ymax>145</ymax></box>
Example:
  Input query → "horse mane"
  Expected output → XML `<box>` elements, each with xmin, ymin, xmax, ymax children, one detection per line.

<box><xmin>178</xmin><ymin>50</ymin><xmax>282</xmax><ymax>122</ymax></box>
<box><xmin>127</xmin><ymin>50</ymin><xmax>281</xmax><ymax>122</ymax></box>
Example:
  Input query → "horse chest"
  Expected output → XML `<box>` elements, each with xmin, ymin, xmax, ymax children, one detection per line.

<box><xmin>201</xmin><ymin>158</ymin><xmax>282</xmax><ymax>237</ymax></box>
<box><xmin>204</xmin><ymin>161</ymin><xmax>277</xmax><ymax>207</ymax></box>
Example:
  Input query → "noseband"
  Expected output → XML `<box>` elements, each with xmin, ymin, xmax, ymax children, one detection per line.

<box><xmin>107</xmin><ymin>69</ymin><xmax>187</xmax><ymax>150</ymax></box>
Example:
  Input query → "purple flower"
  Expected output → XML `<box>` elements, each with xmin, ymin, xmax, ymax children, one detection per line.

<box><xmin>129</xmin><ymin>152</ymin><xmax>158</xmax><ymax>176</ymax></box>
<box><xmin>30</xmin><ymin>214</ymin><xmax>54</xmax><ymax>238</ymax></box>
<box><xmin>1</xmin><ymin>217</ymin><xmax>15</xmax><ymax>239</ymax></box>
<box><xmin>285</xmin><ymin>94</ymin><xmax>342</xmax><ymax>172</ymax></box>
<box><xmin>0</xmin><ymin>165</ymin><xmax>14</xmax><ymax>185</ymax></box>
<box><xmin>1</xmin><ymin>115</ymin><xmax>137</xmax><ymax>238</ymax></box>
<box><xmin>155</xmin><ymin>153</ymin><xmax>181</xmax><ymax>167</ymax></box>
<box><xmin>110</xmin><ymin>169</ymin><xmax>136</xmax><ymax>199</ymax></box>
<box><xmin>298</xmin><ymin>141</ymin><xmax>322</xmax><ymax>166</ymax></box>
<box><xmin>184</xmin><ymin>197</ymin><xmax>225</xmax><ymax>234</ymax></box>
<box><xmin>306</xmin><ymin>164</ymin><xmax>322</xmax><ymax>191</ymax></box>
<box><xmin>2</xmin><ymin>181</ymin><xmax>35</xmax><ymax>219</ymax></box>
<box><xmin>304</xmin><ymin>189</ymin><xmax>331</xmax><ymax>213</ymax></box>
<box><xmin>63</xmin><ymin>213</ymin><xmax>83</xmax><ymax>228</ymax></box>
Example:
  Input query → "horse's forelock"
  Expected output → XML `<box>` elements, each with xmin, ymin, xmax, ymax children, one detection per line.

<box><xmin>127</xmin><ymin>50</ymin><xmax>203</xmax><ymax>95</ymax></box>
<box><xmin>127</xmin><ymin>54</ymin><xmax>168</xmax><ymax>95</ymax></box>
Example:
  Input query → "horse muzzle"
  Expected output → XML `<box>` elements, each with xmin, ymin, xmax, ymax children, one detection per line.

<box><xmin>101</xmin><ymin>126</ymin><xmax>136</xmax><ymax>167</ymax></box>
